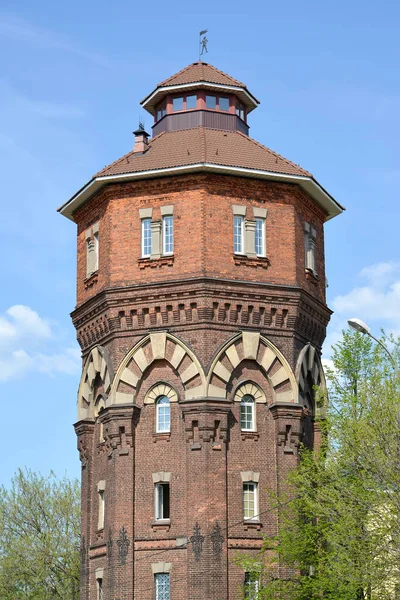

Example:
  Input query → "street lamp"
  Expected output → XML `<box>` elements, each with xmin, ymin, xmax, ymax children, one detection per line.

<box><xmin>348</xmin><ymin>317</ymin><xmax>395</xmax><ymax>367</ymax></box>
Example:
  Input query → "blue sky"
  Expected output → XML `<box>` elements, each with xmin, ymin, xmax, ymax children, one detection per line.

<box><xmin>1</xmin><ymin>0</ymin><xmax>399</xmax><ymax>486</ymax></box>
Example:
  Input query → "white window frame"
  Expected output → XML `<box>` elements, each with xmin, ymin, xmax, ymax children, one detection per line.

<box><xmin>156</xmin><ymin>395</ymin><xmax>171</xmax><ymax>433</ymax></box>
<box><xmin>141</xmin><ymin>217</ymin><xmax>152</xmax><ymax>258</ymax></box>
<box><xmin>234</xmin><ymin>215</ymin><xmax>245</xmax><ymax>254</ymax></box>
<box><xmin>244</xmin><ymin>572</ymin><xmax>260</xmax><ymax>599</ymax></box>
<box><xmin>240</xmin><ymin>394</ymin><xmax>256</xmax><ymax>432</ymax></box>
<box><xmin>304</xmin><ymin>222</ymin><xmax>317</xmax><ymax>274</ymax></box>
<box><xmin>155</xmin><ymin>482</ymin><xmax>170</xmax><ymax>521</ymax></box>
<box><xmin>97</xmin><ymin>481</ymin><xmax>105</xmax><ymax>530</ymax></box>
<box><xmin>162</xmin><ymin>215</ymin><xmax>174</xmax><ymax>255</ymax></box>
<box><xmin>243</xmin><ymin>482</ymin><xmax>258</xmax><ymax>521</ymax></box>
<box><xmin>155</xmin><ymin>573</ymin><xmax>170</xmax><ymax>600</ymax></box>
<box><xmin>254</xmin><ymin>217</ymin><xmax>265</xmax><ymax>257</ymax></box>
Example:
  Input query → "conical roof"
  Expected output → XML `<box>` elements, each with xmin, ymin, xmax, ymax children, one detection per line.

<box><xmin>141</xmin><ymin>61</ymin><xmax>259</xmax><ymax>115</ymax></box>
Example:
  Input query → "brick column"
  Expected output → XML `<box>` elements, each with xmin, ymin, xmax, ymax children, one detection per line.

<box><xmin>102</xmin><ymin>405</ymin><xmax>140</xmax><ymax>600</ymax></box>
<box><xmin>269</xmin><ymin>402</ymin><xmax>303</xmax><ymax>581</ymax></box>
<box><xmin>182</xmin><ymin>400</ymin><xmax>231</xmax><ymax>600</ymax></box>
<box><xmin>75</xmin><ymin>420</ymin><xmax>96</xmax><ymax>600</ymax></box>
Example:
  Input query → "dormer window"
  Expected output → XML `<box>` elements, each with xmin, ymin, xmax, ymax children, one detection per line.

<box><xmin>236</xmin><ymin>101</ymin><xmax>246</xmax><ymax>120</ymax></box>
<box><xmin>186</xmin><ymin>95</ymin><xmax>197</xmax><ymax>109</ymax></box>
<box><xmin>173</xmin><ymin>97</ymin><xmax>184</xmax><ymax>111</ymax></box>
<box><xmin>219</xmin><ymin>97</ymin><xmax>230</xmax><ymax>111</ymax></box>
<box><xmin>172</xmin><ymin>94</ymin><xmax>198</xmax><ymax>113</ymax></box>
<box><xmin>206</xmin><ymin>95</ymin><xmax>217</xmax><ymax>109</ymax></box>
<box><xmin>156</xmin><ymin>104</ymin><xmax>166</xmax><ymax>121</ymax></box>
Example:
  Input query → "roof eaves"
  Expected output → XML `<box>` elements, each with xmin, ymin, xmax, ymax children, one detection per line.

<box><xmin>58</xmin><ymin>163</ymin><xmax>344</xmax><ymax>222</ymax></box>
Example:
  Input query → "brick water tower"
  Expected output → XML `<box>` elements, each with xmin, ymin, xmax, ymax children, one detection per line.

<box><xmin>59</xmin><ymin>61</ymin><xmax>343</xmax><ymax>600</ymax></box>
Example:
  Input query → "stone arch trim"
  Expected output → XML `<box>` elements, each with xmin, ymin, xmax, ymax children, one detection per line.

<box><xmin>77</xmin><ymin>345</ymin><xmax>113</xmax><ymax>420</ymax></box>
<box><xmin>207</xmin><ymin>331</ymin><xmax>298</xmax><ymax>403</ymax></box>
<box><xmin>144</xmin><ymin>383</ymin><xmax>178</xmax><ymax>405</ymax></box>
<box><xmin>234</xmin><ymin>381</ymin><xmax>266</xmax><ymax>404</ymax></box>
<box><xmin>295</xmin><ymin>343</ymin><xmax>326</xmax><ymax>413</ymax></box>
<box><xmin>109</xmin><ymin>332</ymin><xmax>206</xmax><ymax>406</ymax></box>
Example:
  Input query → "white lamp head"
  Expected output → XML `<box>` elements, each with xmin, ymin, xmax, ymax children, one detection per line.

<box><xmin>347</xmin><ymin>318</ymin><xmax>370</xmax><ymax>335</ymax></box>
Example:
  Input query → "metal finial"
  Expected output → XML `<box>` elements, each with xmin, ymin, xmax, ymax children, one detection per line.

<box><xmin>138</xmin><ymin>117</ymin><xmax>145</xmax><ymax>131</ymax></box>
<box><xmin>199</xmin><ymin>29</ymin><xmax>208</xmax><ymax>60</ymax></box>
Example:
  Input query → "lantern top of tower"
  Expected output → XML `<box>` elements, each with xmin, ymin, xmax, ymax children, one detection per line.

<box><xmin>141</xmin><ymin>61</ymin><xmax>260</xmax><ymax>116</ymax></box>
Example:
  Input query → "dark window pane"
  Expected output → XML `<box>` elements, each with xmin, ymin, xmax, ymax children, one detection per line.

<box><xmin>206</xmin><ymin>95</ymin><xmax>217</xmax><ymax>109</ymax></box>
<box><xmin>172</xmin><ymin>97</ymin><xmax>184</xmax><ymax>111</ymax></box>
<box><xmin>219</xmin><ymin>97</ymin><xmax>230</xmax><ymax>111</ymax></box>
<box><xmin>186</xmin><ymin>95</ymin><xmax>197</xmax><ymax>109</ymax></box>
<box><xmin>163</xmin><ymin>484</ymin><xmax>170</xmax><ymax>519</ymax></box>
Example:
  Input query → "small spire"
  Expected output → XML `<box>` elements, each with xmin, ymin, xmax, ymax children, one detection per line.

<box><xmin>133</xmin><ymin>121</ymin><xmax>150</xmax><ymax>154</ymax></box>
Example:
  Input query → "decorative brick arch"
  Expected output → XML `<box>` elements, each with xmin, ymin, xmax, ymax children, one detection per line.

<box><xmin>77</xmin><ymin>345</ymin><xmax>113</xmax><ymax>420</ymax></box>
<box><xmin>109</xmin><ymin>332</ymin><xmax>206</xmax><ymax>406</ymax></box>
<box><xmin>295</xmin><ymin>343</ymin><xmax>326</xmax><ymax>414</ymax></box>
<box><xmin>206</xmin><ymin>331</ymin><xmax>298</xmax><ymax>403</ymax></box>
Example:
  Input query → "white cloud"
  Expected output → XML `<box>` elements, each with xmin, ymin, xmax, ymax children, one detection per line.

<box><xmin>324</xmin><ymin>262</ymin><xmax>400</xmax><ymax>358</ymax></box>
<box><xmin>0</xmin><ymin>305</ymin><xmax>80</xmax><ymax>383</ymax></box>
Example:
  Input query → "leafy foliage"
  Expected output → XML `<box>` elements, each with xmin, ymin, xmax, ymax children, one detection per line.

<box><xmin>0</xmin><ymin>469</ymin><xmax>80</xmax><ymax>600</ymax></box>
<box><xmin>237</xmin><ymin>330</ymin><xmax>400</xmax><ymax>599</ymax></box>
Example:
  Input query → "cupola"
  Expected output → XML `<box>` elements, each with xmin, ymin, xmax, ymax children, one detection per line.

<box><xmin>140</xmin><ymin>61</ymin><xmax>260</xmax><ymax>137</ymax></box>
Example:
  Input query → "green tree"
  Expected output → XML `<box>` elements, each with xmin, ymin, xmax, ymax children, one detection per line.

<box><xmin>0</xmin><ymin>469</ymin><xmax>80</xmax><ymax>600</ymax></box>
<box><xmin>237</xmin><ymin>330</ymin><xmax>400</xmax><ymax>599</ymax></box>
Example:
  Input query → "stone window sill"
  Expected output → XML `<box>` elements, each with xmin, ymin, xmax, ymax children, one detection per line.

<box><xmin>241</xmin><ymin>431</ymin><xmax>260</xmax><ymax>441</ymax></box>
<box><xmin>243</xmin><ymin>520</ymin><xmax>262</xmax><ymax>531</ymax></box>
<box><xmin>152</xmin><ymin>519</ymin><xmax>171</xmax><ymax>531</ymax></box>
<box><xmin>305</xmin><ymin>268</ymin><xmax>319</xmax><ymax>284</ymax></box>
<box><xmin>84</xmin><ymin>271</ymin><xmax>99</xmax><ymax>289</ymax></box>
<box><xmin>138</xmin><ymin>256</ymin><xmax>174</xmax><ymax>270</ymax></box>
<box><xmin>153</xmin><ymin>432</ymin><xmax>171</xmax><ymax>443</ymax></box>
<box><xmin>233</xmin><ymin>255</ymin><xmax>270</xmax><ymax>269</ymax></box>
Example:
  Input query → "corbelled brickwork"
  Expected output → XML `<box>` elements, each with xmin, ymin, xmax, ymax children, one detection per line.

<box><xmin>61</xmin><ymin>61</ymin><xmax>342</xmax><ymax>600</ymax></box>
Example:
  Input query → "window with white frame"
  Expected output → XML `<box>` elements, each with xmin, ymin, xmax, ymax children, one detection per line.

<box><xmin>97</xmin><ymin>481</ymin><xmax>105</xmax><ymax>530</ymax></box>
<box><xmin>156</xmin><ymin>395</ymin><xmax>170</xmax><ymax>433</ymax></box>
<box><xmin>240</xmin><ymin>394</ymin><xmax>256</xmax><ymax>431</ymax></box>
<box><xmin>234</xmin><ymin>215</ymin><xmax>244</xmax><ymax>254</ymax></box>
<box><xmin>163</xmin><ymin>215</ymin><xmax>174</xmax><ymax>255</ymax></box>
<box><xmin>243</xmin><ymin>482</ymin><xmax>258</xmax><ymax>520</ymax></box>
<box><xmin>304</xmin><ymin>222</ymin><xmax>317</xmax><ymax>273</ymax></box>
<box><xmin>96</xmin><ymin>578</ymin><xmax>103</xmax><ymax>600</ymax></box>
<box><xmin>155</xmin><ymin>573</ymin><xmax>170</xmax><ymax>600</ymax></box>
<box><xmin>255</xmin><ymin>217</ymin><xmax>265</xmax><ymax>257</ymax></box>
<box><xmin>85</xmin><ymin>222</ymin><xmax>99</xmax><ymax>277</ymax></box>
<box><xmin>155</xmin><ymin>482</ymin><xmax>170</xmax><ymax>520</ymax></box>
<box><xmin>244</xmin><ymin>572</ymin><xmax>260</xmax><ymax>599</ymax></box>
<box><xmin>142</xmin><ymin>218</ymin><xmax>152</xmax><ymax>257</ymax></box>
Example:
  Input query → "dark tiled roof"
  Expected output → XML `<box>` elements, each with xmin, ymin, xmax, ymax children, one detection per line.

<box><xmin>157</xmin><ymin>61</ymin><xmax>246</xmax><ymax>88</ymax></box>
<box><xmin>94</xmin><ymin>128</ymin><xmax>311</xmax><ymax>179</ymax></box>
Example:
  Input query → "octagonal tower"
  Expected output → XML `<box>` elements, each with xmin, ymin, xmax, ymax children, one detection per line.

<box><xmin>59</xmin><ymin>61</ymin><xmax>343</xmax><ymax>600</ymax></box>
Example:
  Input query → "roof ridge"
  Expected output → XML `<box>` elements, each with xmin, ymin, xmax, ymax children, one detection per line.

<box><xmin>200</xmin><ymin>62</ymin><xmax>245</xmax><ymax>87</ymax></box>
<box><xmin>233</xmin><ymin>130</ymin><xmax>311</xmax><ymax>177</ymax></box>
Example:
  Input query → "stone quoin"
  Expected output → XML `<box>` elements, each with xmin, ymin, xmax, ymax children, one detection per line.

<box><xmin>58</xmin><ymin>60</ymin><xmax>344</xmax><ymax>600</ymax></box>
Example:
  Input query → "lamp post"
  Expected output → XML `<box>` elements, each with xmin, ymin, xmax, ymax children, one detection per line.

<box><xmin>348</xmin><ymin>317</ymin><xmax>399</xmax><ymax>598</ymax></box>
<box><xmin>347</xmin><ymin>318</ymin><xmax>396</xmax><ymax>367</ymax></box>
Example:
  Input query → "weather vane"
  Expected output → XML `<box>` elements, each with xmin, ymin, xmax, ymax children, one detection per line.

<box><xmin>199</xmin><ymin>29</ymin><xmax>208</xmax><ymax>60</ymax></box>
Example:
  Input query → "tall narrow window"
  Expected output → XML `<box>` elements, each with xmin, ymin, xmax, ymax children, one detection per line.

<box><xmin>244</xmin><ymin>572</ymin><xmax>259</xmax><ymax>599</ymax></box>
<box><xmin>304</xmin><ymin>222</ymin><xmax>317</xmax><ymax>273</ymax></box>
<box><xmin>142</xmin><ymin>218</ymin><xmax>152</xmax><ymax>257</ymax></box>
<box><xmin>236</xmin><ymin>101</ymin><xmax>245</xmax><ymax>120</ymax></box>
<box><xmin>93</xmin><ymin>231</ymin><xmax>99</xmax><ymax>271</ymax></box>
<box><xmin>155</xmin><ymin>482</ymin><xmax>170</xmax><ymax>520</ymax></box>
<box><xmin>155</xmin><ymin>573</ymin><xmax>170</xmax><ymax>600</ymax></box>
<box><xmin>255</xmin><ymin>218</ymin><xmax>265</xmax><ymax>257</ymax></box>
<box><xmin>96</xmin><ymin>578</ymin><xmax>104</xmax><ymax>600</ymax></box>
<box><xmin>156</xmin><ymin>396</ymin><xmax>170</xmax><ymax>433</ymax></box>
<box><xmin>86</xmin><ymin>223</ymin><xmax>99</xmax><ymax>277</ymax></box>
<box><xmin>234</xmin><ymin>215</ymin><xmax>244</xmax><ymax>254</ymax></box>
<box><xmin>243</xmin><ymin>482</ymin><xmax>258</xmax><ymax>520</ymax></box>
<box><xmin>163</xmin><ymin>216</ymin><xmax>174</xmax><ymax>255</ymax></box>
<box><xmin>98</xmin><ymin>488</ymin><xmax>105</xmax><ymax>530</ymax></box>
<box><xmin>240</xmin><ymin>395</ymin><xmax>255</xmax><ymax>431</ymax></box>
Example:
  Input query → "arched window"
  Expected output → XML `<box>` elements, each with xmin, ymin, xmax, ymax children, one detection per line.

<box><xmin>240</xmin><ymin>394</ymin><xmax>255</xmax><ymax>431</ymax></box>
<box><xmin>156</xmin><ymin>396</ymin><xmax>171</xmax><ymax>433</ymax></box>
